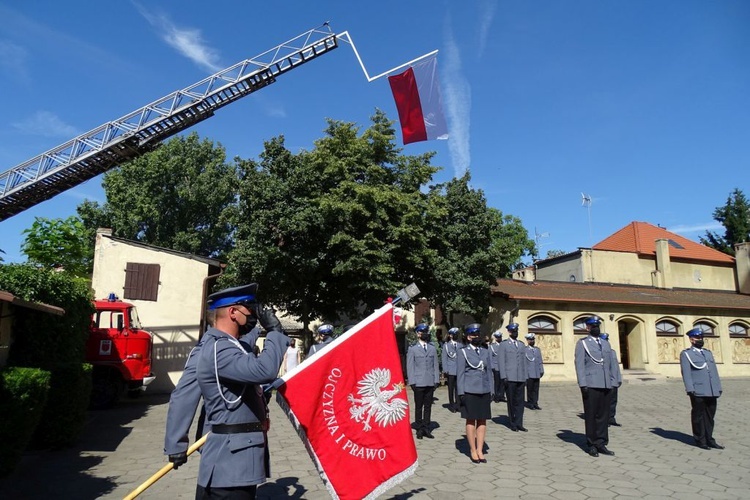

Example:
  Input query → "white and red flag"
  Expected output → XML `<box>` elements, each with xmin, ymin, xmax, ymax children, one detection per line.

<box><xmin>388</xmin><ymin>56</ymin><xmax>449</xmax><ymax>145</ymax></box>
<box><xmin>276</xmin><ymin>303</ymin><xmax>417</xmax><ymax>499</ymax></box>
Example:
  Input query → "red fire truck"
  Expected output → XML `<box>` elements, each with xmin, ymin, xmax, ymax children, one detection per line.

<box><xmin>86</xmin><ymin>293</ymin><xmax>155</xmax><ymax>409</ymax></box>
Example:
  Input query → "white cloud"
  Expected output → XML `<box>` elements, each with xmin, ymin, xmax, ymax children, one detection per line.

<box><xmin>668</xmin><ymin>222</ymin><xmax>723</xmax><ymax>235</ymax></box>
<box><xmin>134</xmin><ymin>3</ymin><xmax>222</xmax><ymax>73</ymax></box>
<box><xmin>477</xmin><ymin>0</ymin><xmax>497</xmax><ymax>58</ymax></box>
<box><xmin>12</xmin><ymin>111</ymin><xmax>80</xmax><ymax>138</ymax></box>
<box><xmin>0</xmin><ymin>40</ymin><xmax>29</xmax><ymax>79</ymax></box>
<box><xmin>442</xmin><ymin>15</ymin><xmax>471</xmax><ymax>177</ymax></box>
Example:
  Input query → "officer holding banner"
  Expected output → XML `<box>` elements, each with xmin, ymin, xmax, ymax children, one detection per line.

<box><xmin>194</xmin><ymin>283</ymin><xmax>289</xmax><ymax>499</ymax></box>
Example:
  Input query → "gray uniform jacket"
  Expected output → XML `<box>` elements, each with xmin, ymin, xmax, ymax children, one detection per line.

<box><xmin>195</xmin><ymin>326</ymin><xmax>289</xmax><ymax>488</ymax></box>
<box><xmin>307</xmin><ymin>336</ymin><xmax>333</xmax><ymax>358</ymax></box>
<box><xmin>575</xmin><ymin>336</ymin><xmax>614</xmax><ymax>389</ymax></box>
<box><xmin>525</xmin><ymin>345</ymin><xmax>544</xmax><ymax>379</ymax></box>
<box><xmin>610</xmin><ymin>349</ymin><xmax>622</xmax><ymax>387</ymax></box>
<box><xmin>488</xmin><ymin>342</ymin><xmax>503</xmax><ymax>372</ymax></box>
<box><xmin>499</xmin><ymin>339</ymin><xmax>528</xmax><ymax>382</ymax></box>
<box><xmin>456</xmin><ymin>346</ymin><xmax>494</xmax><ymax>396</ymax></box>
<box><xmin>164</xmin><ymin>328</ymin><xmax>259</xmax><ymax>456</ymax></box>
<box><xmin>407</xmin><ymin>342</ymin><xmax>440</xmax><ymax>387</ymax></box>
<box><xmin>441</xmin><ymin>340</ymin><xmax>463</xmax><ymax>376</ymax></box>
<box><xmin>680</xmin><ymin>347</ymin><xmax>722</xmax><ymax>397</ymax></box>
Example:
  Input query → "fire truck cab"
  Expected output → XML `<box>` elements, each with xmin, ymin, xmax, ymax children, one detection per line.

<box><xmin>87</xmin><ymin>293</ymin><xmax>155</xmax><ymax>408</ymax></box>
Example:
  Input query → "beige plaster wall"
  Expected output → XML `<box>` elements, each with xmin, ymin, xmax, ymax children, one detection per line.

<box><xmin>668</xmin><ymin>261</ymin><xmax>736</xmax><ymax>291</ymax></box>
<box><xmin>92</xmin><ymin>234</ymin><xmax>211</xmax><ymax>392</ymax></box>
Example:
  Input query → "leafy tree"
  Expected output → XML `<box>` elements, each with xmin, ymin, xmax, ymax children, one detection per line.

<box><xmin>78</xmin><ymin>132</ymin><xmax>238</xmax><ymax>258</ymax></box>
<box><xmin>700</xmin><ymin>188</ymin><xmax>750</xmax><ymax>256</ymax></box>
<box><xmin>21</xmin><ymin>216</ymin><xmax>91</xmax><ymax>276</ymax></box>
<box><xmin>545</xmin><ymin>249</ymin><xmax>567</xmax><ymax>259</ymax></box>
<box><xmin>424</xmin><ymin>173</ymin><xmax>535</xmax><ymax>323</ymax></box>
<box><xmin>224</xmin><ymin>111</ymin><xmax>439</xmax><ymax>328</ymax></box>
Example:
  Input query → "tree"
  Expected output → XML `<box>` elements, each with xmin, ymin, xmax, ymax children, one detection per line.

<box><xmin>424</xmin><ymin>173</ymin><xmax>535</xmax><ymax>323</ymax></box>
<box><xmin>79</xmin><ymin>132</ymin><xmax>238</xmax><ymax>258</ymax></box>
<box><xmin>545</xmin><ymin>249</ymin><xmax>567</xmax><ymax>259</ymax></box>
<box><xmin>20</xmin><ymin>216</ymin><xmax>91</xmax><ymax>276</ymax></box>
<box><xmin>224</xmin><ymin>111</ymin><xmax>440</xmax><ymax>328</ymax></box>
<box><xmin>700</xmin><ymin>188</ymin><xmax>750</xmax><ymax>256</ymax></box>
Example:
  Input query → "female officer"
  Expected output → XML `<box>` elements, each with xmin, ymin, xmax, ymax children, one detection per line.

<box><xmin>457</xmin><ymin>323</ymin><xmax>495</xmax><ymax>464</ymax></box>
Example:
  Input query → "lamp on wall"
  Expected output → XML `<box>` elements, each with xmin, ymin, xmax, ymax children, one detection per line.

<box><xmin>609</xmin><ymin>314</ymin><xmax>615</xmax><ymax>321</ymax></box>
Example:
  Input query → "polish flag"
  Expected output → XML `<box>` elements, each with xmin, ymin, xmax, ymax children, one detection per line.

<box><xmin>276</xmin><ymin>303</ymin><xmax>417</xmax><ymax>500</ymax></box>
<box><xmin>388</xmin><ymin>56</ymin><xmax>449</xmax><ymax>145</ymax></box>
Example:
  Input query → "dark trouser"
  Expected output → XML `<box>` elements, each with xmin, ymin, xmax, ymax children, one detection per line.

<box><xmin>506</xmin><ymin>381</ymin><xmax>525</xmax><ymax>428</ymax></box>
<box><xmin>689</xmin><ymin>394</ymin><xmax>718</xmax><ymax>446</ymax></box>
<box><xmin>446</xmin><ymin>374</ymin><xmax>458</xmax><ymax>408</ymax></box>
<box><xmin>196</xmin><ymin>485</ymin><xmax>257</xmax><ymax>499</ymax></box>
<box><xmin>609</xmin><ymin>387</ymin><xmax>619</xmax><ymax>422</ymax></box>
<box><xmin>412</xmin><ymin>385</ymin><xmax>435</xmax><ymax>430</ymax></box>
<box><xmin>582</xmin><ymin>387</ymin><xmax>612</xmax><ymax>448</ymax></box>
<box><xmin>526</xmin><ymin>378</ymin><xmax>540</xmax><ymax>406</ymax></box>
<box><xmin>492</xmin><ymin>370</ymin><xmax>503</xmax><ymax>402</ymax></box>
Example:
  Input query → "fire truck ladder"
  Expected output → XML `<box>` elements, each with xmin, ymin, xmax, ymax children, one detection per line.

<box><xmin>0</xmin><ymin>25</ymin><xmax>338</xmax><ymax>222</ymax></box>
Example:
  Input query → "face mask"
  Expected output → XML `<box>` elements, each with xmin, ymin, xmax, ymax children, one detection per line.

<box><xmin>694</xmin><ymin>339</ymin><xmax>704</xmax><ymax>349</ymax></box>
<box><xmin>236</xmin><ymin>310</ymin><xmax>257</xmax><ymax>336</ymax></box>
<box><xmin>469</xmin><ymin>337</ymin><xmax>481</xmax><ymax>346</ymax></box>
<box><xmin>420</xmin><ymin>333</ymin><xmax>431</xmax><ymax>342</ymax></box>
<box><xmin>528</xmin><ymin>341</ymin><xmax>535</xmax><ymax>346</ymax></box>
<box><xmin>509</xmin><ymin>332</ymin><xmax>518</xmax><ymax>340</ymax></box>
<box><xmin>589</xmin><ymin>326</ymin><xmax>600</xmax><ymax>337</ymax></box>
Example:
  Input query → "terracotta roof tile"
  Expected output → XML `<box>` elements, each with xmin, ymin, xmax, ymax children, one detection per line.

<box><xmin>492</xmin><ymin>278</ymin><xmax>750</xmax><ymax>312</ymax></box>
<box><xmin>592</xmin><ymin>221</ymin><xmax>734</xmax><ymax>264</ymax></box>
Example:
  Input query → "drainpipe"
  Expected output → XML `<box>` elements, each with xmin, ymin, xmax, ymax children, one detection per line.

<box><xmin>199</xmin><ymin>264</ymin><xmax>225</xmax><ymax>339</ymax></box>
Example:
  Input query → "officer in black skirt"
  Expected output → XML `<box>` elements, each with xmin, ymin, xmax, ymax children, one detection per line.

<box><xmin>457</xmin><ymin>323</ymin><xmax>495</xmax><ymax>464</ymax></box>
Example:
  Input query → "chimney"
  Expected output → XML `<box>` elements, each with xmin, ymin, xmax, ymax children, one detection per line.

<box><xmin>654</xmin><ymin>239</ymin><xmax>672</xmax><ymax>289</ymax></box>
<box><xmin>735</xmin><ymin>242</ymin><xmax>750</xmax><ymax>294</ymax></box>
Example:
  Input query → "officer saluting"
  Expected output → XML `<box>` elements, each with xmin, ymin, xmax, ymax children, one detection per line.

<box><xmin>441</xmin><ymin>327</ymin><xmax>463</xmax><ymax>413</ymax></box>
<box><xmin>407</xmin><ymin>323</ymin><xmax>440</xmax><ymax>438</ymax></box>
<box><xmin>680</xmin><ymin>327</ymin><xmax>724</xmax><ymax>450</ymax></box>
<box><xmin>307</xmin><ymin>323</ymin><xmax>334</xmax><ymax>358</ymax></box>
<box><xmin>575</xmin><ymin>315</ymin><xmax>616</xmax><ymax>457</ymax></box>
<box><xmin>194</xmin><ymin>284</ymin><xmax>289</xmax><ymax>499</ymax></box>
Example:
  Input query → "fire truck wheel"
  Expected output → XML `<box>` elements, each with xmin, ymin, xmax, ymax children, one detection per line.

<box><xmin>91</xmin><ymin>373</ymin><xmax>124</xmax><ymax>410</ymax></box>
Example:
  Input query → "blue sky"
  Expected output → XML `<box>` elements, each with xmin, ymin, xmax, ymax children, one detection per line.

<box><xmin>1</xmin><ymin>1</ymin><xmax>748</xmax><ymax>264</ymax></box>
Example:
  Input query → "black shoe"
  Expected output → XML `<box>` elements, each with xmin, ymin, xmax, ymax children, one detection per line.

<box><xmin>416</xmin><ymin>429</ymin><xmax>423</xmax><ymax>440</ymax></box>
<box><xmin>423</xmin><ymin>429</ymin><xmax>434</xmax><ymax>439</ymax></box>
<box><xmin>608</xmin><ymin>420</ymin><xmax>621</xmax><ymax>427</ymax></box>
<box><xmin>510</xmin><ymin>426</ymin><xmax>518</xmax><ymax>432</ymax></box>
<box><xmin>697</xmin><ymin>443</ymin><xmax>710</xmax><ymax>450</ymax></box>
<box><xmin>470</xmin><ymin>456</ymin><xmax>480</xmax><ymax>464</ymax></box>
<box><xmin>709</xmin><ymin>442</ymin><xmax>724</xmax><ymax>449</ymax></box>
<box><xmin>479</xmin><ymin>458</ymin><xmax>487</xmax><ymax>463</ymax></box>
<box><xmin>534</xmin><ymin>405</ymin><xmax>542</xmax><ymax>410</ymax></box>
<box><xmin>518</xmin><ymin>426</ymin><xmax>528</xmax><ymax>432</ymax></box>
<box><xmin>587</xmin><ymin>447</ymin><xmax>599</xmax><ymax>457</ymax></box>
<box><xmin>597</xmin><ymin>446</ymin><xmax>615</xmax><ymax>456</ymax></box>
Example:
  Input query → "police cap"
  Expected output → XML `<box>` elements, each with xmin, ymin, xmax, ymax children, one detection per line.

<box><xmin>585</xmin><ymin>316</ymin><xmax>602</xmax><ymax>326</ymax></box>
<box><xmin>506</xmin><ymin>323</ymin><xmax>519</xmax><ymax>332</ymax></box>
<box><xmin>600</xmin><ymin>333</ymin><xmax>609</xmax><ymax>341</ymax></box>
<box><xmin>493</xmin><ymin>330</ymin><xmax>503</xmax><ymax>338</ymax></box>
<box><xmin>465</xmin><ymin>323</ymin><xmax>481</xmax><ymax>335</ymax></box>
<box><xmin>686</xmin><ymin>327</ymin><xmax>703</xmax><ymax>338</ymax></box>
<box><xmin>207</xmin><ymin>283</ymin><xmax>258</xmax><ymax>310</ymax></box>
<box><xmin>525</xmin><ymin>333</ymin><xmax>535</xmax><ymax>340</ymax></box>
<box><xmin>448</xmin><ymin>327</ymin><xmax>460</xmax><ymax>335</ymax></box>
<box><xmin>318</xmin><ymin>324</ymin><xmax>334</xmax><ymax>336</ymax></box>
<box><xmin>415</xmin><ymin>323</ymin><xmax>429</xmax><ymax>333</ymax></box>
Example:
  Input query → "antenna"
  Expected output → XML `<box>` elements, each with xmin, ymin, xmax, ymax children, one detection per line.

<box><xmin>534</xmin><ymin>227</ymin><xmax>550</xmax><ymax>254</ymax></box>
<box><xmin>581</xmin><ymin>193</ymin><xmax>593</xmax><ymax>246</ymax></box>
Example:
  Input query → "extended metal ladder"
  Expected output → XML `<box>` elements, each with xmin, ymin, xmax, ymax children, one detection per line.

<box><xmin>0</xmin><ymin>25</ymin><xmax>338</xmax><ymax>221</ymax></box>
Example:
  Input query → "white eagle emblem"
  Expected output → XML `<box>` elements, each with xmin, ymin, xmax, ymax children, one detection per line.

<box><xmin>347</xmin><ymin>368</ymin><xmax>408</xmax><ymax>431</ymax></box>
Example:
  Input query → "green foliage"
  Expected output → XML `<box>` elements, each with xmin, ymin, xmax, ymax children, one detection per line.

<box><xmin>80</xmin><ymin>132</ymin><xmax>238</xmax><ymax>258</ymax></box>
<box><xmin>32</xmin><ymin>363</ymin><xmax>92</xmax><ymax>449</ymax></box>
<box><xmin>700</xmin><ymin>188</ymin><xmax>750</xmax><ymax>256</ymax></box>
<box><xmin>21</xmin><ymin>216</ymin><xmax>92</xmax><ymax>276</ymax></box>
<box><xmin>0</xmin><ymin>264</ymin><xmax>93</xmax><ymax>369</ymax></box>
<box><xmin>0</xmin><ymin>367</ymin><xmax>51</xmax><ymax>476</ymax></box>
<box><xmin>424</xmin><ymin>173</ymin><xmax>536</xmax><ymax>322</ymax></box>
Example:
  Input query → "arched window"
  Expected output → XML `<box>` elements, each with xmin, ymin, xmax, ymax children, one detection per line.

<box><xmin>573</xmin><ymin>317</ymin><xmax>589</xmax><ymax>334</ymax></box>
<box><xmin>656</xmin><ymin>319</ymin><xmax>679</xmax><ymax>336</ymax></box>
<box><xmin>729</xmin><ymin>322</ymin><xmax>749</xmax><ymax>337</ymax></box>
<box><xmin>528</xmin><ymin>315</ymin><xmax>559</xmax><ymax>334</ymax></box>
<box><xmin>693</xmin><ymin>321</ymin><xmax>716</xmax><ymax>337</ymax></box>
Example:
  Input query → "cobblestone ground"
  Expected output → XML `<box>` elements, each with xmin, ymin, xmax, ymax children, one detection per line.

<box><xmin>1</xmin><ymin>378</ymin><xmax>749</xmax><ymax>499</ymax></box>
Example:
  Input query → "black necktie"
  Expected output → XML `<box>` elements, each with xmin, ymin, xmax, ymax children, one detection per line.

<box><xmin>423</xmin><ymin>344</ymin><xmax>426</xmax><ymax>352</ymax></box>
<box><xmin>596</xmin><ymin>338</ymin><xmax>601</xmax><ymax>347</ymax></box>
<box><xmin>475</xmin><ymin>347</ymin><xmax>480</xmax><ymax>355</ymax></box>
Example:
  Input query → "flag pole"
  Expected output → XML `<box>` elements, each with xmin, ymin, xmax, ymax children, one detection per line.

<box><xmin>336</xmin><ymin>31</ymin><xmax>438</xmax><ymax>82</ymax></box>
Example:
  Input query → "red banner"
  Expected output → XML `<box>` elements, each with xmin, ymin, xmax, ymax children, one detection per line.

<box><xmin>276</xmin><ymin>304</ymin><xmax>417</xmax><ymax>499</ymax></box>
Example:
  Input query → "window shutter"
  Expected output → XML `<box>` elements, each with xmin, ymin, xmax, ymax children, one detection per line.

<box><xmin>123</xmin><ymin>262</ymin><xmax>160</xmax><ymax>301</ymax></box>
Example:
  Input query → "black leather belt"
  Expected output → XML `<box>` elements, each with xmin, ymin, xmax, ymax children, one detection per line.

<box><xmin>212</xmin><ymin>422</ymin><xmax>265</xmax><ymax>434</ymax></box>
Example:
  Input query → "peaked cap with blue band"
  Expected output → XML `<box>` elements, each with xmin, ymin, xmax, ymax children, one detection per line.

<box><xmin>686</xmin><ymin>327</ymin><xmax>703</xmax><ymax>338</ymax></box>
<box><xmin>415</xmin><ymin>323</ymin><xmax>429</xmax><ymax>333</ymax></box>
<box><xmin>465</xmin><ymin>323</ymin><xmax>481</xmax><ymax>335</ymax></box>
<box><xmin>207</xmin><ymin>283</ymin><xmax>258</xmax><ymax>310</ymax></box>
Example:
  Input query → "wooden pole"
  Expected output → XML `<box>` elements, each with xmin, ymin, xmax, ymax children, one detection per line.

<box><xmin>123</xmin><ymin>434</ymin><xmax>208</xmax><ymax>500</ymax></box>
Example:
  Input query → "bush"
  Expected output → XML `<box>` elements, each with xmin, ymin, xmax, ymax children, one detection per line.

<box><xmin>0</xmin><ymin>367</ymin><xmax>51</xmax><ymax>477</ymax></box>
<box><xmin>32</xmin><ymin>363</ymin><xmax>93</xmax><ymax>449</ymax></box>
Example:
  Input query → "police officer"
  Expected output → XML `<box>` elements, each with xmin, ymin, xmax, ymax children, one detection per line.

<box><xmin>307</xmin><ymin>323</ymin><xmax>334</xmax><ymax>358</ymax></box>
<box><xmin>680</xmin><ymin>327</ymin><xmax>724</xmax><ymax>450</ymax></box>
<box><xmin>194</xmin><ymin>283</ymin><xmax>289</xmax><ymax>499</ymax></box>
<box><xmin>457</xmin><ymin>323</ymin><xmax>494</xmax><ymax>463</ymax></box>
<box><xmin>499</xmin><ymin>323</ymin><xmax>528</xmax><ymax>432</ymax></box>
<box><xmin>407</xmin><ymin>323</ymin><xmax>440</xmax><ymax>438</ymax></box>
<box><xmin>488</xmin><ymin>331</ymin><xmax>506</xmax><ymax>404</ymax></box>
<box><xmin>600</xmin><ymin>333</ymin><xmax>622</xmax><ymax>426</ymax></box>
<box><xmin>524</xmin><ymin>333</ymin><xmax>544</xmax><ymax>410</ymax></box>
<box><xmin>441</xmin><ymin>327</ymin><xmax>463</xmax><ymax>413</ymax></box>
<box><xmin>164</xmin><ymin>311</ymin><xmax>261</xmax><ymax>469</ymax></box>
<box><xmin>575</xmin><ymin>315</ymin><xmax>616</xmax><ymax>457</ymax></box>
